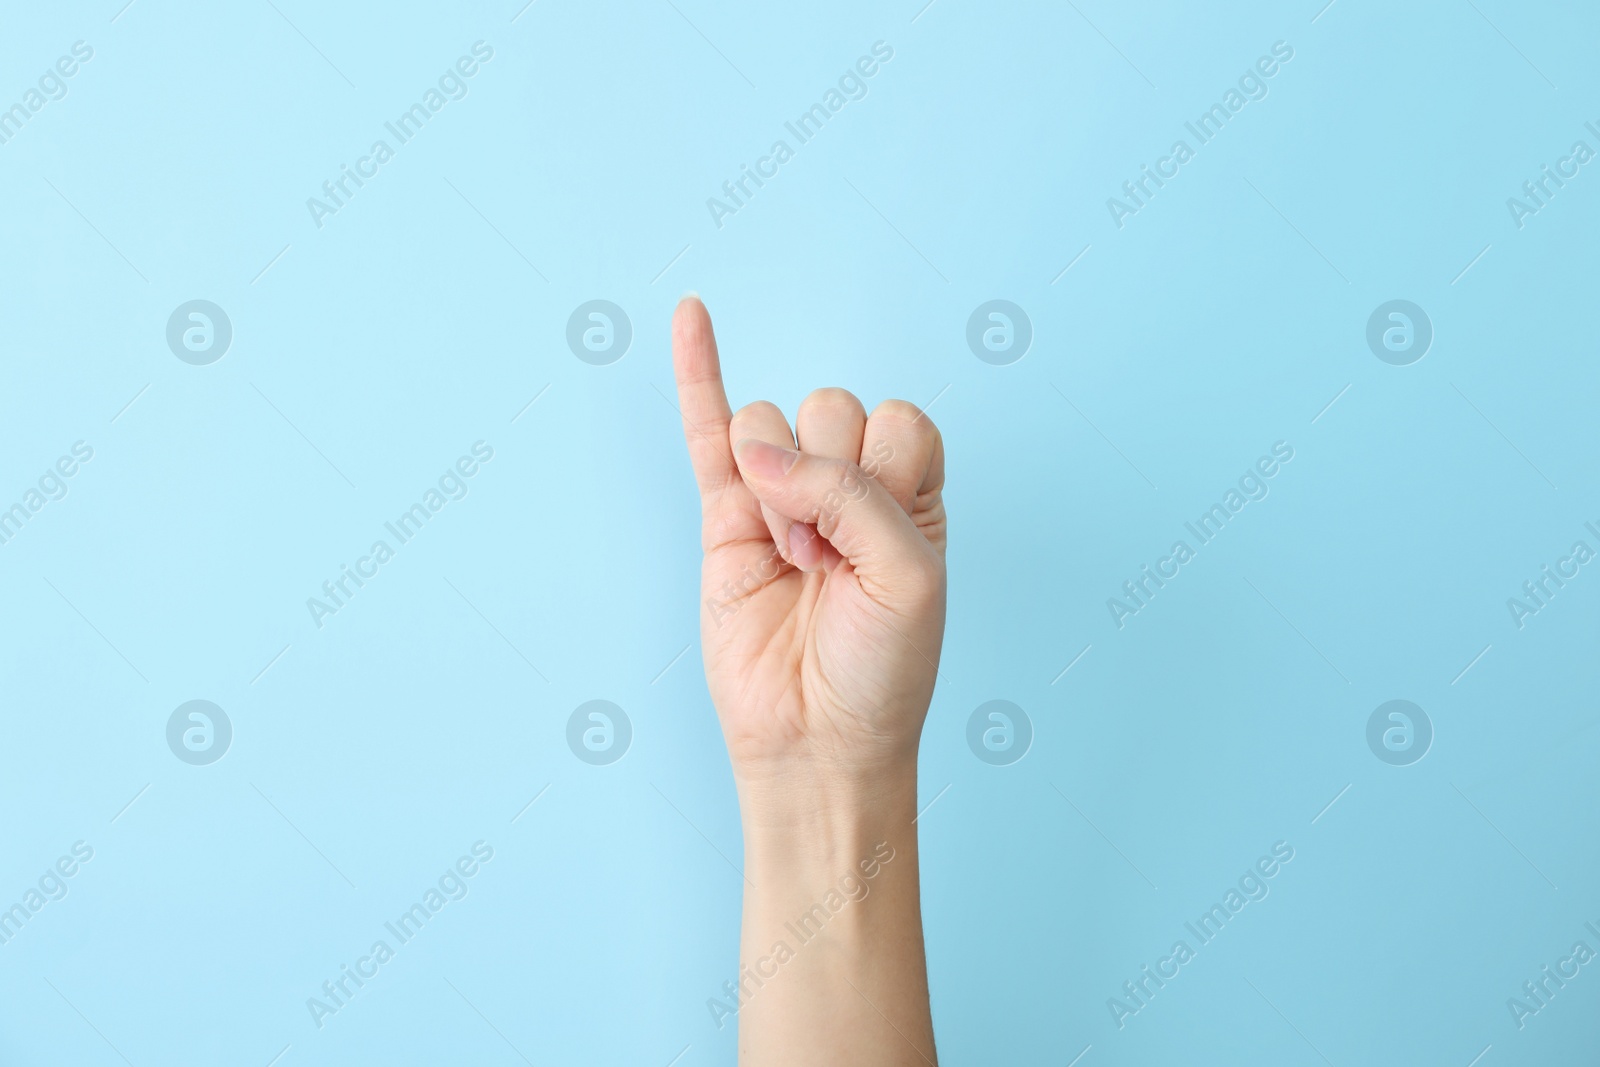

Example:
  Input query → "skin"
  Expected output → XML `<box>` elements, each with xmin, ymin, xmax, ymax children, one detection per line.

<box><xmin>670</xmin><ymin>295</ymin><xmax>945</xmax><ymax>1065</ymax></box>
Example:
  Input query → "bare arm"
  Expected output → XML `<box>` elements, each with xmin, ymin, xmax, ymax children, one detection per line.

<box><xmin>671</xmin><ymin>296</ymin><xmax>943</xmax><ymax>1065</ymax></box>
<box><xmin>737</xmin><ymin>770</ymin><xmax>935</xmax><ymax>1064</ymax></box>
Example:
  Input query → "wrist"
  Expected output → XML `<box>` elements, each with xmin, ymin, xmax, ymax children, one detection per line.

<box><xmin>735</xmin><ymin>758</ymin><xmax>919</xmax><ymax>873</ymax></box>
<box><xmin>728</xmin><ymin>744</ymin><xmax>936</xmax><ymax>1065</ymax></box>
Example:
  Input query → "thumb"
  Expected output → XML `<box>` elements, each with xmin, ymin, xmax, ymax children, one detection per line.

<box><xmin>733</xmin><ymin>438</ymin><xmax>937</xmax><ymax>585</ymax></box>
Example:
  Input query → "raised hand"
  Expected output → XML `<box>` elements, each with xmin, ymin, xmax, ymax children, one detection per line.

<box><xmin>671</xmin><ymin>294</ymin><xmax>943</xmax><ymax>1065</ymax></box>
<box><xmin>670</xmin><ymin>295</ymin><xmax>948</xmax><ymax>783</ymax></box>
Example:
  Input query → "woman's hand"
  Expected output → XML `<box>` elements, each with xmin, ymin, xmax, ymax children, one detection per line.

<box><xmin>670</xmin><ymin>295</ymin><xmax>948</xmax><ymax>788</ymax></box>
<box><xmin>671</xmin><ymin>295</ymin><xmax>943</xmax><ymax>1065</ymax></box>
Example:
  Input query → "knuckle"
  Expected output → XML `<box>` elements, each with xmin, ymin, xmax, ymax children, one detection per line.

<box><xmin>731</xmin><ymin>399</ymin><xmax>784</xmax><ymax>426</ymax></box>
<box><xmin>801</xmin><ymin>387</ymin><xmax>866</xmax><ymax>420</ymax></box>
<box><xmin>870</xmin><ymin>399</ymin><xmax>940</xmax><ymax>450</ymax></box>
<box><xmin>870</xmin><ymin>398</ymin><xmax>925</xmax><ymax>427</ymax></box>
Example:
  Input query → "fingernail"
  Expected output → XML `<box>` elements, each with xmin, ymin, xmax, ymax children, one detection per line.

<box><xmin>679</xmin><ymin>290</ymin><xmax>700</xmax><ymax>302</ymax></box>
<box><xmin>789</xmin><ymin>523</ymin><xmax>823</xmax><ymax>570</ymax></box>
<box><xmin>734</xmin><ymin>438</ymin><xmax>799</xmax><ymax>478</ymax></box>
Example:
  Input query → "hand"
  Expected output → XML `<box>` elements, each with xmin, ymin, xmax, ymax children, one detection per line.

<box><xmin>670</xmin><ymin>297</ymin><xmax>948</xmax><ymax>787</ymax></box>
<box><xmin>672</xmin><ymin>296</ymin><xmax>943</xmax><ymax>1065</ymax></box>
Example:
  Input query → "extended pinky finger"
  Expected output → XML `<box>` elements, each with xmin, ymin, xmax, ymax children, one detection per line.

<box><xmin>671</xmin><ymin>297</ymin><xmax>737</xmax><ymax>499</ymax></box>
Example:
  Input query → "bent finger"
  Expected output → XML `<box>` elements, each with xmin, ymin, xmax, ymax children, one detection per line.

<box><xmin>733</xmin><ymin>440</ymin><xmax>937</xmax><ymax>591</ymax></box>
<box><xmin>729</xmin><ymin>401</ymin><xmax>799</xmax><ymax>563</ymax></box>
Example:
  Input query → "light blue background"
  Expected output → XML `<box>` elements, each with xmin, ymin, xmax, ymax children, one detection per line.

<box><xmin>1</xmin><ymin>0</ymin><xmax>1596</xmax><ymax>1064</ymax></box>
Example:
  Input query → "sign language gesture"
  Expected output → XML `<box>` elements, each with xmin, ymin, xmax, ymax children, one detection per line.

<box><xmin>670</xmin><ymin>296</ymin><xmax>948</xmax><ymax>783</ymax></box>
<box><xmin>671</xmin><ymin>295</ymin><xmax>944</xmax><ymax>1064</ymax></box>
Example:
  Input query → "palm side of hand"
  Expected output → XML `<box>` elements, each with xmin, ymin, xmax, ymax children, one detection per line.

<box><xmin>671</xmin><ymin>298</ymin><xmax>947</xmax><ymax>775</ymax></box>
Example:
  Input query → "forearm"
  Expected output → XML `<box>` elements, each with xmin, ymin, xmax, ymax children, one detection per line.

<box><xmin>733</xmin><ymin>764</ymin><xmax>937</xmax><ymax>1066</ymax></box>
<box><xmin>669</xmin><ymin>296</ymin><xmax>945</xmax><ymax>1064</ymax></box>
